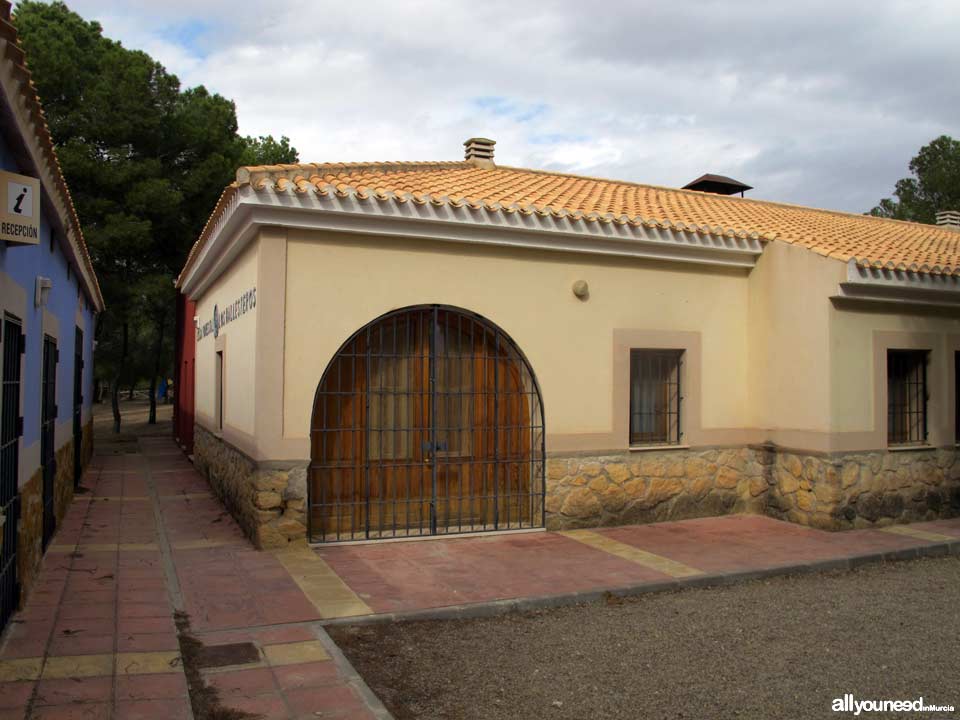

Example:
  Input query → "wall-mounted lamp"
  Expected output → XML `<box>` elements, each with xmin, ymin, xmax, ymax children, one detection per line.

<box><xmin>35</xmin><ymin>276</ymin><xmax>52</xmax><ymax>307</ymax></box>
<box><xmin>572</xmin><ymin>279</ymin><xmax>589</xmax><ymax>300</ymax></box>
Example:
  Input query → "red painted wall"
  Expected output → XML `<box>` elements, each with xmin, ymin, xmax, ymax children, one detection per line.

<box><xmin>173</xmin><ymin>292</ymin><xmax>196</xmax><ymax>454</ymax></box>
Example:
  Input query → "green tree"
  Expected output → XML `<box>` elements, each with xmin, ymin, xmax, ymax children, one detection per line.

<box><xmin>870</xmin><ymin>135</ymin><xmax>960</xmax><ymax>223</ymax></box>
<box><xmin>241</xmin><ymin>135</ymin><xmax>299</xmax><ymax>166</ymax></box>
<box><xmin>14</xmin><ymin>1</ymin><xmax>298</xmax><ymax>429</ymax></box>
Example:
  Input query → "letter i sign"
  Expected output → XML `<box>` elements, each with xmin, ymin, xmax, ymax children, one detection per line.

<box><xmin>8</xmin><ymin>181</ymin><xmax>32</xmax><ymax>217</ymax></box>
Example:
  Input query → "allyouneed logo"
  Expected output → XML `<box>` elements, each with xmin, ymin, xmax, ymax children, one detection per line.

<box><xmin>833</xmin><ymin>693</ymin><xmax>955</xmax><ymax>715</ymax></box>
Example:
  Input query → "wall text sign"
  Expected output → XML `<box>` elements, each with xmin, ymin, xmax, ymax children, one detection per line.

<box><xmin>197</xmin><ymin>287</ymin><xmax>256</xmax><ymax>341</ymax></box>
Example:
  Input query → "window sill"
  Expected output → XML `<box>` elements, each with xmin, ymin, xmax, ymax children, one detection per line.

<box><xmin>629</xmin><ymin>444</ymin><xmax>690</xmax><ymax>453</ymax></box>
<box><xmin>887</xmin><ymin>444</ymin><xmax>935</xmax><ymax>453</ymax></box>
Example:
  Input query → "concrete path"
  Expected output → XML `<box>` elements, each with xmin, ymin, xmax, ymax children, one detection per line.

<box><xmin>0</xmin><ymin>435</ymin><xmax>384</xmax><ymax>720</ymax></box>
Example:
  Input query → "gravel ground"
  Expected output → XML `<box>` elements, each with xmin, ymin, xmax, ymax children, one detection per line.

<box><xmin>330</xmin><ymin>557</ymin><xmax>960</xmax><ymax>720</ymax></box>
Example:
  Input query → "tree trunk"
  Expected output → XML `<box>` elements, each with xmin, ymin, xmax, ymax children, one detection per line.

<box><xmin>111</xmin><ymin>321</ymin><xmax>128</xmax><ymax>434</ymax></box>
<box><xmin>127</xmin><ymin>383</ymin><xmax>135</xmax><ymax>401</ymax></box>
<box><xmin>148</xmin><ymin>315</ymin><xmax>166</xmax><ymax>424</ymax></box>
<box><xmin>111</xmin><ymin>376</ymin><xmax>121</xmax><ymax>434</ymax></box>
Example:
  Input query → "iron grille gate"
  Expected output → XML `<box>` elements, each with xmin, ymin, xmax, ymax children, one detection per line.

<box><xmin>1</xmin><ymin>315</ymin><xmax>24</xmax><ymax>632</ymax></box>
<box><xmin>73</xmin><ymin>328</ymin><xmax>83</xmax><ymax>489</ymax></box>
<box><xmin>309</xmin><ymin>306</ymin><xmax>545</xmax><ymax>543</ymax></box>
<box><xmin>41</xmin><ymin>335</ymin><xmax>57</xmax><ymax>551</ymax></box>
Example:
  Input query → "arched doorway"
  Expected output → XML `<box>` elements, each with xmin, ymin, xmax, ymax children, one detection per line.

<box><xmin>309</xmin><ymin>305</ymin><xmax>545</xmax><ymax>543</ymax></box>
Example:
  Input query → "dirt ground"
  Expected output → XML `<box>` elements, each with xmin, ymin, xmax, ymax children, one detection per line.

<box><xmin>331</xmin><ymin>556</ymin><xmax>960</xmax><ymax>720</ymax></box>
<box><xmin>93</xmin><ymin>397</ymin><xmax>173</xmax><ymax>446</ymax></box>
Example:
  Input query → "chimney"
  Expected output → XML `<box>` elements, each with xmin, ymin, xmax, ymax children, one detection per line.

<box><xmin>935</xmin><ymin>210</ymin><xmax>960</xmax><ymax>232</ymax></box>
<box><xmin>464</xmin><ymin>137</ymin><xmax>495</xmax><ymax>169</ymax></box>
<box><xmin>682</xmin><ymin>174</ymin><xmax>752</xmax><ymax>197</ymax></box>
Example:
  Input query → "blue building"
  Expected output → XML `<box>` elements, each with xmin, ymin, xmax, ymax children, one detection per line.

<box><xmin>0</xmin><ymin>8</ymin><xmax>104</xmax><ymax>633</ymax></box>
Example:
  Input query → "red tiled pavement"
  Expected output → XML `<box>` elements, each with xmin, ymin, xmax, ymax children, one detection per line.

<box><xmin>0</xmin><ymin>431</ymin><xmax>377</xmax><ymax>720</ymax></box>
<box><xmin>317</xmin><ymin>513</ymin><xmax>960</xmax><ymax>616</ymax></box>
<box><xmin>318</xmin><ymin>530</ymin><xmax>673</xmax><ymax>614</ymax></box>
<box><xmin>600</xmin><ymin>514</ymin><xmax>942</xmax><ymax>573</ymax></box>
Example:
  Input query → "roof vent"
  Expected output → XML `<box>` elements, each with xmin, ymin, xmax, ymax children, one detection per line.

<box><xmin>936</xmin><ymin>210</ymin><xmax>960</xmax><ymax>232</ymax></box>
<box><xmin>464</xmin><ymin>137</ymin><xmax>495</xmax><ymax>169</ymax></box>
<box><xmin>683</xmin><ymin>173</ymin><xmax>752</xmax><ymax>197</ymax></box>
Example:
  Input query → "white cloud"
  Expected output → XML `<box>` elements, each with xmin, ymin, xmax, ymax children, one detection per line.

<box><xmin>25</xmin><ymin>0</ymin><xmax>960</xmax><ymax>212</ymax></box>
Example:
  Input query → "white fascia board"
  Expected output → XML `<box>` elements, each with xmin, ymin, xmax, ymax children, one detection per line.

<box><xmin>832</xmin><ymin>259</ymin><xmax>960</xmax><ymax>309</ymax></box>
<box><xmin>181</xmin><ymin>186</ymin><xmax>764</xmax><ymax>299</ymax></box>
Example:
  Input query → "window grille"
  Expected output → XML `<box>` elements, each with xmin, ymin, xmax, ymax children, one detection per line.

<box><xmin>630</xmin><ymin>349</ymin><xmax>683</xmax><ymax>446</ymax></box>
<box><xmin>1</xmin><ymin>315</ymin><xmax>23</xmax><ymax>633</ymax></box>
<box><xmin>887</xmin><ymin>350</ymin><xmax>928</xmax><ymax>446</ymax></box>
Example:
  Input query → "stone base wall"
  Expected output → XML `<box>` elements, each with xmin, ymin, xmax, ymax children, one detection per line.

<box><xmin>546</xmin><ymin>448</ymin><xmax>771</xmax><ymax>530</ymax></box>
<box><xmin>195</xmin><ymin>430</ymin><xmax>960</xmax><ymax>545</ymax></box>
<box><xmin>81</xmin><ymin>419</ymin><xmax>94</xmax><ymax>470</ymax></box>
<box><xmin>194</xmin><ymin>425</ymin><xmax>307</xmax><ymax>549</ymax></box>
<box><xmin>54</xmin><ymin>440</ymin><xmax>75</xmax><ymax>523</ymax></box>
<box><xmin>548</xmin><ymin>446</ymin><xmax>960</xmax><ymax>531</ymax></box>
<box><xmin>769</xmin><ymin>448</ymin><xmax>960</xmax><ymax>530</ymax></box>
<box><xmin>17</xmin><ymin>469</ymin><xmax>43</xmax><ymax>602</ymax></box>
<box><xmin>14</xmin><ymin>439</ymin><xmax>82</xmax><ymax>606</ymax></box>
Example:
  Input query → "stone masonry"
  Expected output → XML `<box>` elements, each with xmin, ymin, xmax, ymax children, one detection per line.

<box><xmin>546</xmin><ymin>448</ymin><xmax>770</xmax><ymax>530</ymax></box>
<box><xmin>17</xmin><ymin>468</ymin><xmax>43</xmax><ymax>602</ymax></box>
<box><xmin>547</xmin><ymin>446</ymin><xmax>960</xmax><ymax>531</ymax></box>
<box><xmin>16</xmin><ymin>438</ymin><xmax>82</xmax><ymax>605</ymax></box>
<box><xmin>195</xmin><ymin>425</ymin><xmax>960</xmax><ymax>543</ymax></box>
<box><xmin>53</xmin><ymin>439</ymin><xmax>75</xmax><ymax>524</ymax></box>
<box><xmin>81</xmin><ymin>418</ymin><xmax>94</xmax><ymax>469</ymax></box>
<box><xmin>767</xmin><ymin>448</ymin><xmax>960</xmax><ymax>530</ymax></box>
<box><xmin>194</xmin><ymin>425</ymin><xmax>307</xmax><ymax>549</ymax></box>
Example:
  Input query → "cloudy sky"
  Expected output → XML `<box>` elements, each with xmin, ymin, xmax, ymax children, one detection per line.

<box><xmin>33</xmin><ymin>0</ymin><xmax>960</xmax><ymax>212</ymax></box>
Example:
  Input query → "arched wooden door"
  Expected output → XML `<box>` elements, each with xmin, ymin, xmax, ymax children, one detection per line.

<box><xmin>309</xmin><ymin>306</ymin><xmax>545</xmax><ymax>543</ymax></box>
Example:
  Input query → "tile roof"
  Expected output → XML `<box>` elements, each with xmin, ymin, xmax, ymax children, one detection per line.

<box><xmin>179</xmin><ymin>159</ymin><xmax>960</xmax><ymax>284</ymax></box>
<box><xmin>1</xmin><ymin>3</ymin><xmax>104</xmax><ymax>310</ymax></box>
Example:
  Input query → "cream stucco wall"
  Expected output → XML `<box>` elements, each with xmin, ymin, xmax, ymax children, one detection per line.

<box><xmin>746</xmin><ymin>242</ymin><xmax>844</xmax><ymax>437</ymax></box>
<box><xmin>280</xmin><ymin>229</ymin><xmax>752</xmax><ymax>456</ymax></box>
<box><xmin>194</xmin><ymin>239</ymin><xmax>259</xmax><ymax>438</ymax></box>
<box><xmin>747</xmin><ymin>239</ymin><xmax>960</xmax><ymax>450</ymax></box>
<box><xmin>187</xmin><ymin>223</ymin><xmax>960</xmax><ymax>463</ymax></box>
<box><xmin>829</xmin><ymin>302</ymin><xmax>960</xmax><ymax>447</ymax></box>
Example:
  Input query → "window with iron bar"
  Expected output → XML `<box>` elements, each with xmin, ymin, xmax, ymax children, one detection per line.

<box><xmin>887</xmin><ymin>349</ymin><xmax>928</xmax><ymax>446</ymax></box>
<box><xmin>629</xmin><ymin>349</ymin><xmax>683</xmax><ymax>446</ymax></box>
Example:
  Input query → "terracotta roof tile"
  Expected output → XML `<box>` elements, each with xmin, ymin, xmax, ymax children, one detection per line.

<box><xmin>178</xmin><ymin>159</ymin><xmax>960</xmax><ymax>285</ymax></box>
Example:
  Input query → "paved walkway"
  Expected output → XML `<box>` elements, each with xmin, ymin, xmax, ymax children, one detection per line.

<box><xmin>0</xmin><ymin>436</ymin><xmax>383</xmax><ymax>720</ymax></box>
<box><xmin>313</xmin><ymin>515</ymin><xmax>960</xmax><ymax>622</ymax></box>
<box><xmin>1</xmin><ymin>424</ymin><xmax>959</xmax><ymax>719</ymax></box>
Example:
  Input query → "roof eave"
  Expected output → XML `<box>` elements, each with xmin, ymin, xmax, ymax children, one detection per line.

<box><xmin>831</xmin><ymin>259</ymin><xmax>960</xmax><ymax>309</ymax></box>
<box><xmin>178</xmin><ymin>183</ymin><xmax>766</xmax><ymax>299</ymax></box>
